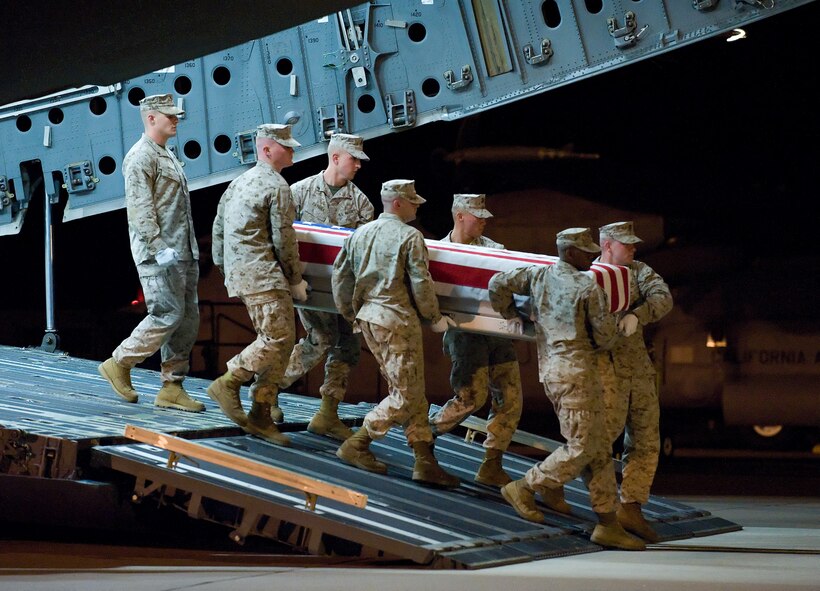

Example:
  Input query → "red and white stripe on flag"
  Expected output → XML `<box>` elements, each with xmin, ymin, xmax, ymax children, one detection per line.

<box><xmin>294</xmin><ymin>222</ymin><xmax>630</xmax><ymax>316</ymax></box>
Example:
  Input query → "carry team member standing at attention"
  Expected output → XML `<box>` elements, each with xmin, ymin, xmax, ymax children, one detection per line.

<box><xmin>331</xmin><ymin>180</ymin><xmax>460</xmax><ymax>489</ymax></box>
<box><xmin>208</xmin><ymin>123</ymin><xmax>309</xmax><ymax>446</ymax></box>
<box><xmin>277</xmin><ymin>133</ymin><xmax>374</xmax><ymax>440</ymax></box>
<box><xmin>597</xmin><ymin>221</ymin><xmax>673</xmax><ymax>543</ymax></box>
<box><xmin>429</xmin><ymin>193</ymin><xmax>524</xmax><ymax>487</ymax></box>
<box><xmin>98</xmin><ymin>93</ymin><xmax>203</xmax><ymax>413</ymax></box>
<box><xmin>489</xmin><ymin>228</ymin><xmax>645</xmax><ymax>550</ymax></box>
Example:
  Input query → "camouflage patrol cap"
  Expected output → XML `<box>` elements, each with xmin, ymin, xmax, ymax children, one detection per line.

<box><xmin>599</xmin><ymin>221</ymin><xmax>643</xmax><ymax>244</ymax></box>
<box><xmin>328</xmin><ymin>133</ymin><xmax>369</xmax><ymax>161</ymax></box>
<box><xmin>139</xmin><ymin>93</ymin><xmax>184</xmax><ymax>116</ymax></box>
<box><xmin>257</xmin><ymin>123</ymin><xmax>301</xmax><ymax>148</ymax></box>
<box><xmin>452</xmin><ymin>193</ymin><xmax>493</xmax><ymax>218</ymax></box>
<box><xmin>381</xmin><ymin>179</ymin><xmax>426</xmax><ymax>204</ymax></box>
<box><xmin>556</xmin><ymin>227</ymin><xmax>601</xmax><ymax>253</ymax></box>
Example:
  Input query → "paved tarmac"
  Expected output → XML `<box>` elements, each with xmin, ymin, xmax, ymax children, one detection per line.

<box><xmin>1</xmin><ymin>495</ymin><xmax>817</xmax><ymax>591</ymax></box>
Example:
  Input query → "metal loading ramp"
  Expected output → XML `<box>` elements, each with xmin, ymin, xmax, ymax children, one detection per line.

<box><xmin>91</xmin><ymin>430</ymin><xmax>603</xmax><ymax>568</ymax></box>
<box><xmin>1</xmin><ymin>345</ymin><xmax>741</xmax><ymax>568</ymax></box>
<box><xmin>89</xmin><ymin>428</ymin><xmax>740</xmax><ymax>569</ymax></box>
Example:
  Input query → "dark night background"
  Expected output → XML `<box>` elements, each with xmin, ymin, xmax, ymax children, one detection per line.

<box><xmin>1</xmin><ymin>2</ymin><xmax>818</xmax><ymax>357</ymax></box>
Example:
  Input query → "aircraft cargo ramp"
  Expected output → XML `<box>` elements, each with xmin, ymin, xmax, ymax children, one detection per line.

<box><xmin>0</xmin><ymin>345</ymin><xmax>739</xmax><ymax>569</ymax></box>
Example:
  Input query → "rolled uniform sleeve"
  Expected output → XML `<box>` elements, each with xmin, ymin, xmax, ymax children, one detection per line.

<box><xmin>406</xmin><ymin>234</ymin><xmax>441</xmax><ymax>323</ymax></box>
<box><xmin>630</xmin><ymin>261</ymin><xmax>673</xmax><ymax>325</ymax></box>
<box><xmin>270</xmin><ymin>184</ymin><xmax>303</xmax><ymax>286</ymax></box>
<box><xmin>489</xmin><ymin>266</ymin><xmax>534</xmax><ymax>319</ymax></box>
<box><xmin>124</xmin><ymin>152</ymin><xmax>167</xmax><ymax>257</ymax></box>
<box><xmin>332</xmin><ymin>240</ymin><xmax>356</xmax><ymax>323</ymax></box>
<box><xmin>211</xmin><ymin>198</ymin><xmax>225</xmax><ymax>272</ymax></box>
<box><xmin>588</xmin><ymin>284</ymin><xmax>619</xmax><ymax>351</ymax></box>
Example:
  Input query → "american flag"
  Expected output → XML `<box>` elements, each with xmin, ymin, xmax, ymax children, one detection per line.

<box><xmin>294</xmin><ymin>222</ymin><xmax>630</xmax><ymax>339</ymax></box>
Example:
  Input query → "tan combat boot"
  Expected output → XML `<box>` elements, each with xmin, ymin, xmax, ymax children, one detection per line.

<box><xmin>591</xmin><ymin>511</ymin><xmax>647</xmax><ymax>550</ymax></box>
<box><xmin>98</xmin><ymin>357</ymin><xmax>138</xmax><ymax>403</ymax></box>
<box><xmin>617</xmin><ymin>502</ymin><xmax>660</xmax><ymax>543</ymax></box>
<box><xmin>411</xmin><ymin>441</ymin><xmax>460</xmax><ymax>489</ymax></box>
<box><xmin>336</xmin><ymin>427</ymin><xmax>388</xmax><ymax>474</ymax></box>
<box><xmin>207</xmin><ymin>371</ymin><xmax>248</xmax><ymax>427</ymax></box>
<box><xmin>474</xmin><ymin>448</ymin><xmax>513</xmax><ymax>487</ymax></box>
<box><xmin>250</xmin><ymin>386</ymin><xmax>284</xmax><ymax>422</ymax></box>
<box><xmin>244</xmin><ymin>401</ymin><xmax>291</xmax><ymax>446</ymax></box>
<box><xmin>541</xmin><ymin>485</ymin><xmax>573</xmax><ymax>515</ymax></box>
<box><xmin>308</xmin><ymin>395</ymin><xmax>354</xmax><ymax>441</ymax></box>
<box><xmin>155</xmin><ymin>381</ymin><xmax>205</xmax><ymax>412</ymax></box>
<box><xmin>501</xmin><ymin>479</ymin><xmax>545</xmax><ymax>523</ymax></box>
<box><xmin>269</xmin><ymin>389</ymin><xmax>284</xmax><ymax>423</ymax></box>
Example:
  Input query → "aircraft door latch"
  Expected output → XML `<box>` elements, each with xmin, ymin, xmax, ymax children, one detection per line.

<box><xmin>608</xmin><ymin>12</ymin><xmax>649</xmax><ymax>49</ymax></box>
<box><xmin>523</xmin><ymin>39</ymin><xmax>553</xmax><ymax>66</ymax></box>
<box><xmin>386</xmin><ymin>90</ymin><xmax>416</xmax><ymax>129</ymax></box>
<box><xmin>0</xmin><ymin>176</ymin><xmax>13</xmax><ymax>211</ymax></box>
<box><xmin>61</xmin><ymin>161</ymin><xmax>99</xmax><ymax>194</ymax></box>
<box><xmin>318</xmin><ymin>103</ymin><xmax>347</xmax><ymax>139</ymax></box>
<box><xmin>444</xmin><ymin>65</ymin><xmax>473</xmax><ymax>91</ymax></box>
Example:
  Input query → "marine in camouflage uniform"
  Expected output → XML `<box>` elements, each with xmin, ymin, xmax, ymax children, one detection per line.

<box><xmin>98</xmin><ymin>94</ymin><xmax>204</xmax><ymax>413</ymax></box>
<box><xmin>331</xmin><ymin>180</ymin><xmax>460</xmax><ymax>489</ymax></box>
<box><xmin>597</xmin><ymin>221</ymin><xmax>673</xmax><ymax>542</ymax></box>
<box><xmin>429</xmin><ymin>194</ymin><xmax>523</xmax><ymax>487</ymax></box>
<box><xmin>278</xmin><ymin>134</ymin><xmax>374</xmax><ymax>440</ymax></box>
<box><xmin>207</xmin><ymin>124</ymin><xmax>308</xmax><ymax>447</ymax></box>
<box><xmin>489</xmin><ymin>227</ymin><xmax>645</xmax><ymax>551</ymax></box>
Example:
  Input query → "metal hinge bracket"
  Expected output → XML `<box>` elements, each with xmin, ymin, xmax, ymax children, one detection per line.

<box><xmin>523</xmin><ymin>39</ymin><xmax>553</xmax><ymax>66</ymax></box>
<box><xmin>233</xmin><ymin>130</ymin><xmax>258</xmax><ymax>164</ymax></box>
<box><xmin>61</xmin><ymin>161</ymin><xmax>98</xmax><ymax>194</ymax></box>
<box><xmin>444</xmin><ymin>65</ymin><xmax>473</xmax><ymax>91</ymax></box>
<box><xmin>318</xmin><ymin>103</ymin><xmax>346</xmax><ymax>139</ymax></box>
<box><xmin>0</xmin><ymin>176</ymin><xmax>13</xmax><ymax>211</ymax></box>
<box><xmin>386</xmin><ymin>90</ymin><xmax>416</xmax><ymax>129</ymax></box>
<box><xmin>608</xmin><ymin>12</ymin><xmax>649</xmax><ymax>49</ymax></box>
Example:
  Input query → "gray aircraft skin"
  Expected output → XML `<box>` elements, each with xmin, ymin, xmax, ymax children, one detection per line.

<box><xmin>0</xmin><ymin>0</ymin><xmax>814</xmax><ymax>235</ymax></box>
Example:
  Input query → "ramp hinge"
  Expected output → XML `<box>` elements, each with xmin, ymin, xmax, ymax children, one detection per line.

<box><xmin>444</xmin><ymin>65</ymin><xmax>473</xmax><ymax>91</ymax></box>
<box><xmin>607</xmin><ymin>12</ymin><xmax>649</xmax><ymax>49</ymax></box>
<box><xmin>386</xmin><ymin>90</ymin><xmax>416</xmax><ymax>129</ymax></box>
<box><xmin>61</xmin><ymin>161</ymin><xmax>99</xmax><ymax>194</ymax></box>
<box><xmin>318</xmin><ymin>103</ymin><xmax>346</xmax><ymax>139</ymax></box>
<box><xmin>233</xmin><ymin>130</ymin><xmax>258</xmax><ymax>164</ymax></box>
<box><xmin>523</xmin><ymin>39</ymin><xmax>553</xmax><ymax>66</ymax></box>
<box><xmin>165</xmin><ymin>450</ymin><xmax>199</xmax><ymax>470</ymax></box>
<box><xmin>229</xmin><ymin>510</ymin><xmax>262</xmax><ymax>545</ymax></box>
<box><xmin>693</xmin><ymin>0</ymin><xmax>720</xmax><ymax>10</ymax></box>
<box><xmin>131</xmin><ymin>477</ymin><xmax>165</xmax><ymax>503</ymax></box>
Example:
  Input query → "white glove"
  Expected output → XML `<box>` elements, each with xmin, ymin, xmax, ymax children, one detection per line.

<box><xmin>431</xmin><ymin>315</ymin><xmax>457</xmax><ymax>333</ymax></box>
<box><xmin>618</xmin><ymin>312</ymin><xmax>639</xmax><ymax>337</ymax></box>
<box><xmin>289</xmin><ymin>279</ymin><xmax>310</xmax><ymax>302</ymax></box>
<box><xmin>155</xmin><ymin>247</ymin><xmax>179</xmax><ymax>268</ymax></box>
<box><xmin>504</xmin><ymin>317</ymin><xmax>524</xmax><ymax>335</ymax></box>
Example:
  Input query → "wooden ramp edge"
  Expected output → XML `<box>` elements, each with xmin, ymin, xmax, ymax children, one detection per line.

<box><xmin>123</xmin><ymin>424</ymin><xmax>367</xmax><ymax>510</ymax></box>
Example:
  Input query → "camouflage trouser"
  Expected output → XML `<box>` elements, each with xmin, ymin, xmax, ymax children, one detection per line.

<box><xmin>279</xmin><ymin>308</ymin><xmax>361</xmax><ymax>401</ymax></box>
<box><xmin>227</xmin><ymin>290</ymin><xmax>295</xmax><ymax>404</ymax></box>
<box><xmin>525</xmin><ymin>382</ymin><xmax>618</xmax><ymax>514</ymax></box>
<box><xmin>602</xmin><ymin>366</ymin><xmax>660</xmax><ymax>505</ymax></box>
<box><xmin>114</xmin><ymin>260</ymin><xmax>199</xmax><ymax>383</ymax></box>
<box><xmin>359</xmin><ymin>320</ymin><xmax>433</xmax><ymax>446</ymax></box>
<box><xmin>430</xmin><ymin>332</ymin><xmax>522</xmax><ymax>450</ymax></box>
